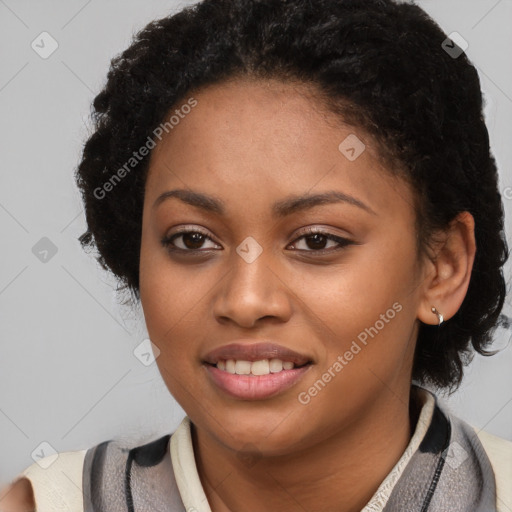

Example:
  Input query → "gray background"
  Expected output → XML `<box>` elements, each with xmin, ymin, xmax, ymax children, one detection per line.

<box><xmin>0</xmin><ymin>0</ymin><xmax>511</xmax><ymax>486</ymax></box>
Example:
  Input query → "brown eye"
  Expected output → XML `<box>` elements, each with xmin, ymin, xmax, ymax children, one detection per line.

<box><xmin>303</xmin><ymin>233</ymin><xmax>330</xmax><ymax>250</ymax></box>
<box><xmin>161</xmin><ymin>230</ymin><xmax>220</xmax><ymax>252</ymax></box>
<box><xmin>178</xmin><ymin>232</ymin><xmax>207</xmax><ymax>250</ymax></box>
<box><xmin>289</xmin><ymin>229</ymin><xmax>353</xmax><ymax>253</ymax></box>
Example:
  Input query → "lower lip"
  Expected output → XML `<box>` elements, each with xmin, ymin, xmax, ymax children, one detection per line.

<box><xmin>204</xmin><ymin>364</ymin><xmax>312</xmax><ymax>400</ymax></box>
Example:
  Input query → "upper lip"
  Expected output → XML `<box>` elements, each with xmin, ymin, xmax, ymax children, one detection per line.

<box><xmin>203</xmin><ymin>342</ymin><xmax>313</xmax><ymax>366</ymax></box>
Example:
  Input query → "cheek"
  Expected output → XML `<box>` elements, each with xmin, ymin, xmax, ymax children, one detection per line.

<box><xmin>346</xmin><ymin>231</ymin><xmax>419</xmax><ymax>313</ymax></box>
<box><xmin>139</xmin><ymin>258</ymin><xmax>206</xmax><ymax>405</ymax></box>
<box><xmin>293</xmin><ymin>238</ymin><xmax>417</xmax><ymax>334</ymax></box>
<box><xmin>139</xmin><ymin>231</ymin><xmax>202</xmax><ymax>336</ymax></box>
<box><xmin>292</xmin><ymin>236</ymin><xmax>419</xmax><ymax>385</ymax></box>
<box><xmin>138</xmin><ymin>244</ymin><xmax>222</xmax><ymax>388</ymax></box>
<box><xmin>140</xmin><ymin>270</ymin><xmax>200</xmax><ymax>356</ymax></box>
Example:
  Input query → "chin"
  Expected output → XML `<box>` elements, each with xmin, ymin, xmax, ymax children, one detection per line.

<box><xmin>201</xmin><ymin>405</ymin><xmax>308</xmax><ymax>454</ymax></box>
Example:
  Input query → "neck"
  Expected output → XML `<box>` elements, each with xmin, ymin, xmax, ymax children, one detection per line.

<box><xmin>193</xmin><ymin>386</ymin><xmax>421</xmax><ymax>512</ymax></box>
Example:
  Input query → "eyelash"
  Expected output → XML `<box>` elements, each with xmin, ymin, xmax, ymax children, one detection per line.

<box><xmin>161</xmin><ymin>226</ymin><xmax>353</xmax><ymax>256</ymax></box>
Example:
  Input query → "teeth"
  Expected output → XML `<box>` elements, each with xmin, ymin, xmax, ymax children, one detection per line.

<box><xmin>217</xmin><ymin>359</ymin><xmax>297</xmax><ymax>375</ymax></box>
<box><xmin>269</xmin><ymin>358</ymin><xmax>283</xmax><ymax>373</ymax></box>
<box><xmin>226</xmin><ymin>359</ymin><xmax>236</xmax><ymax>373</ymax></box>
<box><xmin>251</xmin><ymin>359</ymin><xmax>270</xmax><ymax>376</ymax></box>
<box><xmin>234</xmin><ymin>360</ymin><xmax>251</xmax><ymax>375</ymax></box>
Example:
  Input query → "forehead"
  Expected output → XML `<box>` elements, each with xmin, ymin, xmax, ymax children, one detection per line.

<box><xmin>145</xmin><ymin>78</ymin><xmax>414</xmax><ymax>219</ymax></box>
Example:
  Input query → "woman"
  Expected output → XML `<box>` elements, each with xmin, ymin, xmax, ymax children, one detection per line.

<box><xmin>1</xmin><ymin>0</ymin><xmax>510</xmax><ymax>510</ymax></box>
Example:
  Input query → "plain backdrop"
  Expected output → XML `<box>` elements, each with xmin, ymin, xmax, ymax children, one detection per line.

<box><xmin>0</xmin><ymin>0</ymin><xmax>511</xmax><ymax>486</ymax></box>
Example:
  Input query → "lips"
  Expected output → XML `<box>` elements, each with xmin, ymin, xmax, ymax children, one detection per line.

<box><xmin>202</xmin><ymin>342</ymin><xmax>313</xmax><ymax>400</ymax></box>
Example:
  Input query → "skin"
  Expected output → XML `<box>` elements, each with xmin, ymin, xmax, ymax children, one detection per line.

<box><xmin>0</xmin><ymin>477</ymin><xmax>35</xmax><ymax>511</ymax></box>
<box><xmin>138</xmin><ymin>78</ymin><xmax>476</xmax><ymax>512</ymax></box>
<box><xmin>0</xmin><ymin>77</ymin><xmax>475</xmax><ymax>511</ymax></box>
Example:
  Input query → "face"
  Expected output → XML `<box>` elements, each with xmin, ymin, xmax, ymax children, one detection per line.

<box><xmin>139</xmin><ymin>78</ymin><xmax>427</xmax><ymax>456</ymax></box>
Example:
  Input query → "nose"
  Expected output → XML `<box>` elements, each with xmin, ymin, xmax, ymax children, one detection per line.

<box><xmin>212</xmin><ymin>245</ymin><xmax>293</xmax><ymax>329</ymax></box>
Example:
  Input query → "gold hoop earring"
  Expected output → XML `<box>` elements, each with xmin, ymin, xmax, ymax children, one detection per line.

<box><xmin>431</xmin><ymin>307</ymin><xmax>444</xmax><ymax>326</ymax></box>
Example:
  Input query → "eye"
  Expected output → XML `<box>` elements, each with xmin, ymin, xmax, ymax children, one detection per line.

<box><xmin>161</xmin><ymin>226</ymin><xmax>353</xmax><ymax>255</ymax></box>
<box><xmin>288</xmin><ymin>227</ymin><xmax>353</xmax><ymax>253</ymax></box>
<box><xmin>161</xmin><ymin>228</ymin><xmax>221</xmax><ymax>252</ymax></box>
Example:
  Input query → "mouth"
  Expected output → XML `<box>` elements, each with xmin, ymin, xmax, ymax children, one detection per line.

<box><xmin>202</xmin><ymin>342</ymin><xmax>313</xmax><ymax>400</ymax></box>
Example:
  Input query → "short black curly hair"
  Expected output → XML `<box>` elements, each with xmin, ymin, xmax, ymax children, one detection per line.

<box><xmin>76</xmin><ymin>0</ymin><xmax>509</xmax><ymax>390</ymax></box>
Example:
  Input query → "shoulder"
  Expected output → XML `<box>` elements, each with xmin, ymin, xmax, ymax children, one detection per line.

<box><xmin>475</xmin><ymin>428</ymin><xmax>512</xmax><ymax>511</ymax></box>
<box><xmin>21</xmin><ymin>449</ymin><xmax>87</xmax><ymax>512</ymax></box>
<box><xmin>422</xmin><ymin>389</ymin><xmax>511</xmax><ymax>511</ymax></box>
<box><xmin>0</xmin><ymin>449</ymin><xmax>86</xmax><ymax>512</ymax></box>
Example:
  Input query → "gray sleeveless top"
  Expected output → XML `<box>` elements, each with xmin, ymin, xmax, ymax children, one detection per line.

<box><xmin>82</xmin><ymin>395</ymin><xmax>499</xmax><ymax>511</ymax></box>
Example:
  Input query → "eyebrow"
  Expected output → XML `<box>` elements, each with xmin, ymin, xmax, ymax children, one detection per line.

<box><xmin>153</xmin><ymin>188</ymin><xmax>377</xmax><ymax>217</ymax></box>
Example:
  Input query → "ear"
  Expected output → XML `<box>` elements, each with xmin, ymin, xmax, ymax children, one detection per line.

<box><xmin>417</xmin><ymin>211</ymin><xmax>476</xmax><ymax>325</ymax></box>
